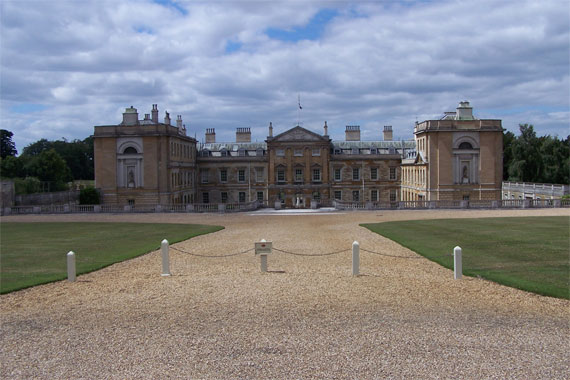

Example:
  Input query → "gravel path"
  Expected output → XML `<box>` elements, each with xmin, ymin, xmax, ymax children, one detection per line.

<box><xmin>1</xmin><ymin>208</ymin><xmax>569</xmax><ymax>379</ymax></box>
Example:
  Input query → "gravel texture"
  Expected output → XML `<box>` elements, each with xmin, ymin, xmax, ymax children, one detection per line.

<box><xmin>1</xmin><ymin>208</ymin><xmax>569</xmax><ymax>379</ymax></box>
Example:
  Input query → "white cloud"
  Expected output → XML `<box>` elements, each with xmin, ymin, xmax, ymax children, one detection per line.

<box><xmin>1</xmin><ymin>0</ymin><xmax>568</xmax><ymax>152</ymax></box>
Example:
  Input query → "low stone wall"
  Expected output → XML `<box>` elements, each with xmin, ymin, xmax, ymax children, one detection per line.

<box><xmin>15</xmin><ymin>190</ymin><xmax>80</xmax><ymax>206</ymax></box>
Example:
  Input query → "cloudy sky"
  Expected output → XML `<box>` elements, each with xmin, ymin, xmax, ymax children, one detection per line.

<box><xmin>1</xmin><ymin>0</ymin><xmax>569</xmax><ymax>153</ymax></box>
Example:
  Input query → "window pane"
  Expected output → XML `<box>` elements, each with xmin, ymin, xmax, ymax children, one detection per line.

<box><xmin>371</xmin><ymin>168</ymin><xmax>378</xmax><ymax>180</ymax></box>
<box><xmin>353</xmin><ymin>168</ymin><xmax>360</xmax><ymax>180</ymax></box>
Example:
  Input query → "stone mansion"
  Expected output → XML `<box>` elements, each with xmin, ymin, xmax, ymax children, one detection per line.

<box><xmin>93</xmin><ymin>101</ymin><xmax>503</xmax><ymax>208</ymax></box>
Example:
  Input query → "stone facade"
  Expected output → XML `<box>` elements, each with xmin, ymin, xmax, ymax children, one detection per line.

<box><xmin>94</xmin><ymin>105</ymin><xmax>197</xmax><ymax>206</ymax></box>
<box><xmin>93</xmin><ymin>101</ymin><xmax>503</xmax><ymax>207</ymax></box>
<box><xmin>401</xmin><ymin>101</ymin><xmax>503</xmax><ymax>201</ymax></box>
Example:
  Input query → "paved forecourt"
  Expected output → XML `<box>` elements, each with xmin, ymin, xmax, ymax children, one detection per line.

<box><xmin>1</xmin><ymin>208</ymin><xmax>569</xmax><ymax>379</ymax></box>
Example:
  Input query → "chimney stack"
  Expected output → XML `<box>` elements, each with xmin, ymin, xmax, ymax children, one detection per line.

<box><xmin>345</xmin><ymin>125</ymin><xmax>360</xmax><ymax>141</ymax></box>
<box><xmin>456</xmin><ymin>101</ymin><xmax>474</xmax><ymax>120</ymax></box>
<box><xmin>323</xmin><ymin>121</ymin><xmax>328</xmax><ymax>136</ymax></box>
<box><xmin>122</xmin><ymin>106</ymin><xmax>139</xmax><ymax>125</ymax></box>
<box><xmin>268</xmin><ymin>122</ymin><xmax>273</xmax><ymax>137</ymax></box>
<box><xmin>205</xmin><ymin>128</ymin><xmax>216</xmax><ymax>143</ymax></box>
<box><xmin>236</xmin><ymin>127</ymin><xmax>251</xmax><ymax>143</ymax></box>
<box><xmin>151</xmin><ymin>104</ymin><xmax>158</xmax><ymax>123</ymax></box>
<box><xmin>383</xmin><ymin>126</ymin><xmax>393</xmax><ymax>141</ymax></box>
<box><xmin>176</xmin><ymin>115</ymin><xmax>183</xmax><ymax>128</ymax></box>
<box><xmin>164</xmin><ymin>111</ymin><xmax>171</xmax><ymax>125</ymax></box>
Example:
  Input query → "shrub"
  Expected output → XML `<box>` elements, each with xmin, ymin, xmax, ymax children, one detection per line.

<box><xmin>79</xmin><ymin>186</ymin><xmax>100</xmax><ymax>205</ymax></box>
<box><xmin>14</xmin><ymin>177</ymin><xmax>42</xmax><ymax>195</ymax></box>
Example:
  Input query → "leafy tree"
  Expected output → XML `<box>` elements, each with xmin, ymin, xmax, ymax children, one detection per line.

<box><xmin>0</xmin><ymin>130</ymin><xmax>17</xmax><ymax>158</ymax></box>
<box><xmin>0</xmin><ymin>155</ymin><xmax>24</xmax><ymax>178</ymax></box>
<box><xmin>28</xmin><ymin>149</ymin><xmax>72</xmax><ymax>191</ymax></box>
<box><xmin>508</xmin><ymin>124</ymin><xmax>542</xmax><ymax>182</ymax></box>
<box><xmin>22</xmin><ymin>137</ymin><xmax>93</xmax><ymax>180</ymax></box>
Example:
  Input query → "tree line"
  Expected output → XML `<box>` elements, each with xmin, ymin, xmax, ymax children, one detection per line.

<box><xmin>1</xmin><ymin>130</ymin><xmax>93</xmax><ymax>193</ymax></box>
<box><xmin>503</xmin><ymin>124</ymin><xmax>569</xmax><ymax>185</ymax></box>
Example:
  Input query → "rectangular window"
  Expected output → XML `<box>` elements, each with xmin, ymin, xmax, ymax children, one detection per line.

<box><xmin>221</xmin><ymin>192</ymin><xmax>228</xmax><ymax>203</ymax></box>
<box><xmin>390</xmin><ymin>189</ymin><xmax>397</xmax><ymax>202</ymax></box>
<box><xmin>312</xmin><ymin>148</ymin><xmax>320</xmax><ymax>156</ymax></box>
<box><xmin>313</xmin><ymin>192</ymin><xmax>321</xmax><ymax>201</ymax></box>
<box><xmin>370</xmin><ymin>167</ymin><xmax>378</xmax><ymax>180</ymax></box>
<box><xmin>389</xmin><ymin>167</ymin><xmax>396</xmax><ymax>180</ymax></box>
<box><xmin>352</xmin><ymin>191</ymin><xmax>359</xmax><ymax>202</ymax></box>
<box><xmin>238</xmin><ymin>169</ymin><xmax>245</xmax><ymax>182</ymax></box>
<box><xmin>294</xmin><ymin>149</ymin><xmax>303</xmax><ymax>157</ymax></box>
<box><xmin>276</xmin><ymin>149</ymin><xmax>285</xmax><ymax>157</ymax></box>
<box><xmin>334</xmin><ymin>190</ymin><xmax>342</xmax><ymax>200</ymax></box>
<box><xmin>201</xmin><ymin>170</ymin><xmax>209</xmax><ymax>184</ymax></box>
<box><xmin>334</xmin><ymin>168</ymin><xmax>341</xmax><ymax>181</ymax></box>
<box><xmin>352</xmin><ymin>168</ymin><xmax>360</xmax><ymax>181</ymax></box>
<box><xmin>239</xmin><ymin>192</ymin><xmax>246</xmax><ymax>203</ymax></box>
<box><xmin>128</xmin><ymin>199</ymin><xmax>135</xmax><ymax>206</ymax></box>
<box><xmin>277</xmin><ymin>169</ymin><xmax>285</xmax><ymax>183</ymax></box>
<box><xmin>202</xmin><ymin>192</ymin><xmax>209</xmax><ymax>204</ymax></box>
<box><xmin>257</xmin><ymin>191</ymin><xmax>264</xmax><ymax>202</ymax></box>
<box><xmin>295</xmin><ymin>169</ymin><xmax>303</xmax><ymax>182</ymax></box>
<box><xmin>220</xmin><ymin>169</ymin><xmax>227</xmax><ymax>183</ymax></box>
<box><xmin>256</xmin><ymin>168</ymin><xmax>264</xmax><ymax>182</ymax></box>
<box><xmin>463</xmin><ymin>195</ymin><xmax>470</xmax><ymax>201</ymax></box>
<box><xmin>312</xmin><ymin>168</ymin><xmax>321</xmax><ymax>182</ymax></box>
<box><xmin>371</xmin><ymin>190</ymin><xmax>378</xmax><ymax>202</ymax></box>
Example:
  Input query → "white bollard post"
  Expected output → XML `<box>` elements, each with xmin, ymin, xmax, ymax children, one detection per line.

<box><xmin>453</xmin><ymin>246</ymin><xmax>462</xmax><ymax>280</ymax></box>
<box><xmin>67</xmin><ymin>251</ymin><xmax>76</xmax><ymax>282</ymax></box>
<box><xmin>352</xmin><ymin>241</ymin><xmax>360</xmax><ymax>276</ymax></box>
<box><xmin>161</xmin><ymin>239</ymin><xmax>170</xmax><ymax>277</ymax></box>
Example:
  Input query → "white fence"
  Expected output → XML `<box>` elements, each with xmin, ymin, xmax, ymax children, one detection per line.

<box><xmin>334</xmin><ymin>199</ymin><xmax>569</xmax><ymax>211</ymax></box>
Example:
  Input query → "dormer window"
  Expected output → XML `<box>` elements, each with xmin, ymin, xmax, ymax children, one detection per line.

<box><xmin>238</xmin><ymin>148</ymin><xmax>246</xmax><ymax>157</ymax></box>
<box><xmin>334</xmin><ymin>148</ymin><xmax>342</xmax><ymax>155</ymax></box>
<box><xmin>200</xmin><ymin>149</ymin><xmax>210</xmax><ymax>157</ymax></box>
<box><xmin>220</xmin><ymin>148</ymin><xmax>229</xmax><ymax>157</ymax></box>
<box><xmin>370</xmin><ymin>147</ymin><xmax>378</xmax><ymax>154</ymax></box>
<box><xmin>351</xmin><ymin>147</ymin><xmax>359</xmax><ymax>155</ymax></box>
<box><xmin>256</xmin><ymin>148</ymin><xmax>264</xmax><ymax>157</ymax></box>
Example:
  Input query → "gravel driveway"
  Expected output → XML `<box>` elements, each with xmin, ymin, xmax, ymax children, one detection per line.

<box><xmin>1</xmin><ymin>208</ymin><xmax>569</xmax><ymax>379</ymax></box>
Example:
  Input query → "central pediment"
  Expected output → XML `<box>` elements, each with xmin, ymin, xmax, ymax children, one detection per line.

<box><xmin>270</xmin><ymin>126</ymin><xmax>328</xmax><ymax>142</ymax></box>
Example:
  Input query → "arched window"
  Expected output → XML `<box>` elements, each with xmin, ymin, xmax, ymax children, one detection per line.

<box><xmin>124</xmin><ymin>146</ymin><xmax>138</xmax><ymax>154</ymax></box>
<box><xmin>459</xmin><ymin>142</ymin><xmax>473</xmax><ymax>149</ymax></box>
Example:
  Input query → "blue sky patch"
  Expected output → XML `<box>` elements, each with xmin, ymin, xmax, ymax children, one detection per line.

<box><xmin>135</xmin><ymin>25</ymin><xmax>154</xmax><ymax>34</ymax></box>
<box><xmin>225</xmin><ymin>40</ymin><xmax>243</xmax><ymax>54</ymax></box>
<box><xmin>11</xmin><ymin>103</ymin><xmax>49</xmax><ymax>114</ymax></box>
<box><xmin>152</xmin><ymin>0</ymin><xmax>188</xmax><ymax>15</ymax></box>
<box><xmin>266</xmin><ymin>9</ymin><xmax>338</xmax><ymax>42</ymax></box>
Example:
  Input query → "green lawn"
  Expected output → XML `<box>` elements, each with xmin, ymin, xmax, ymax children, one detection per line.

<box><xmin>362</xmin><ymin>216</ymin><xmax>569</xmax><ymax>299</ymax></box>
<box><xmin>0</xmin><ymin>222</ymin><xmax>223</xmax><ymax>293</ymax></box>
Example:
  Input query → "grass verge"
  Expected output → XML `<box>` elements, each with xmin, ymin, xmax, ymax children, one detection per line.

<box><xmin>1</xmin><ymin>222</ymin><xmax>223</xmax><ymax>294</ymax></box>
<box><xmin>361</xmin><ymin>216</ymin><xmax>569</xmax><ymax>299</ymax></box>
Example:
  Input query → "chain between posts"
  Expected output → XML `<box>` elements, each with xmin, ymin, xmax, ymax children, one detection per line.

<box><xmin>170</xmin><ymin>245</ymin><xmax>453</xmax><ymax>260</ymax></box>
<box><xmin>272</xmin><ymin>247</ymin><xmax>351</xmax><ymax>257</ymax></box>
<box><xmin>170</xmin><ymin>246</ymin><xmax>254</xmax><ymax>258</ymax></box>
<box><xmin>360</xmin><ymin>247</ymin><xmax>453</xmax><ymax>259</ymax></box>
